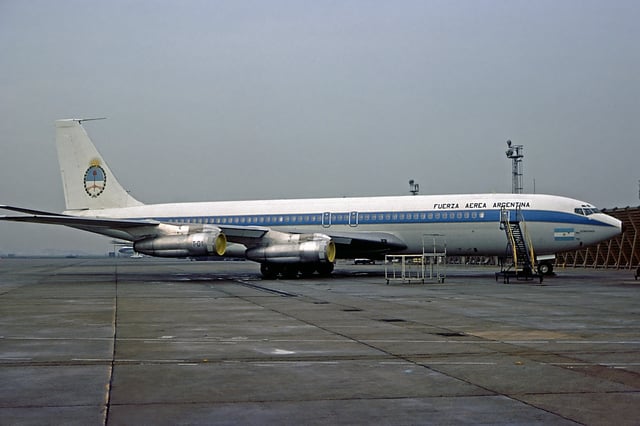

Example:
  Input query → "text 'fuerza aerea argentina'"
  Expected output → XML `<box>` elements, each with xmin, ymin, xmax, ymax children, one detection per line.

<box><xmin>433</xmin><ymin>201</ymin><xmax>532</xmax><ymax>210</ymax></box>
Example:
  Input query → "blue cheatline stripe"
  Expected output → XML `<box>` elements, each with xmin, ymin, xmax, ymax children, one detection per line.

<box><xmin>144</xmin><ymin>208</ymin><xmax>614</xmax><ymax>228</ymax></box>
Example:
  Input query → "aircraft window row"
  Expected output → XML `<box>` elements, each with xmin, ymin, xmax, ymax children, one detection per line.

<box><xmin>163</xmin><ymin>210</ymin><xmax>487</xmax><ymax>225</ymax></box>
<box><xmin>166</xmin><ymin>215</ymin><xmax>323</xmax><ymax>225</ymax></box>
<box><xmin>348</xmin><ymin>211</ymin><xmax>486</xmax><ymax>221</ymax></box>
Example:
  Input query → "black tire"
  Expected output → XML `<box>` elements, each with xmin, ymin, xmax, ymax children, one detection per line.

<box><xmin>260</xmin><ymin>263</ymin><xmax>280</xmax><ymax>280</ymax></box>
<box><xmin>300</xmin><ymin>264</ymin><xmax>316</xmax><ymax>277</ymax></box>
<box><xmin>538</xmin><ymin>262</ymin><xmax>553</xmax><ymax>276</ymax></box>
<box><xmin>316</xmin><ymin>262</ymin><xmax>334</xmax><ymax>277</ymax></box>
<box><xmin>282</xmin><ymin>265</ymin><xmax>300</xmax><ymax>279</ymax></box>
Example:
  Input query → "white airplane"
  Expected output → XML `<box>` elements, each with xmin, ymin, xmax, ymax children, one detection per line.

<box><xmin>1</xmin><ymin>119</ymin><xmax>622</xmax><ymax>278</ymax></box>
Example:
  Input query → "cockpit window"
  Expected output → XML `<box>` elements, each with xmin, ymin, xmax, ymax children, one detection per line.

<box><xmin>574</xmin><ymin>207</ymin><xmax>601</xmax><ymax>216</ymax></box>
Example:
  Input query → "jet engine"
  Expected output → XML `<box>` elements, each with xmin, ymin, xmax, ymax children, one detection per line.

<box><xmin>245</xmin><ymin>233</ymin><xmax>335</xmax><ymax>264</ymax></box>
<box><xmin>134</xmin><ymin>231</ymin><xmax>227</xmax><ymax>258</ymax></box>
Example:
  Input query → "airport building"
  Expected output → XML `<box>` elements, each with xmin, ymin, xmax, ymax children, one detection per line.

<box><xmin>556</xmin><ymin>205</ymin><xmax>640</xmax><ymax>270</ymax></box>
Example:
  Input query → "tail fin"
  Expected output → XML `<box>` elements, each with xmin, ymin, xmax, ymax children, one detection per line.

<box><xmin>56</xmin><ymin>119</ymin><xmax>143</xmax><ymax>211</ymax></box>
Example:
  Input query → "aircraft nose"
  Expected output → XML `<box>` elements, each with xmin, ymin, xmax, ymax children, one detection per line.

<box><xmin>610</xmin><ymin>216</ymin><xmax>623</xmax><ymax>237</ymax></box>
<box><xmin>595</xmin><ymin>213</ymin><xmax>623</xmax><ymax>240</ymax></box>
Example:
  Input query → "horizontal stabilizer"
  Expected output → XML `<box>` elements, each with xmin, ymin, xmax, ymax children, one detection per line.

<box><xmin>0</xmin><ymin>205</ymin><xmax>70</xmax><ymax>217</ymax></box>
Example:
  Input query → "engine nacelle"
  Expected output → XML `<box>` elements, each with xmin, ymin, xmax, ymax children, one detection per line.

<box><xmin>245</xmin><ymin>233</ymin><xmax>336</xmax><ymax>264</ymax></box>
<box><xmin>134</xmin><ymin>231</ymin><xmax>226</xmax><ymax>258</ymax></box>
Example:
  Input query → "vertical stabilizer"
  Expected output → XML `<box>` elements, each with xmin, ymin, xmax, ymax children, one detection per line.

<box><xmin>56</xmin><ymin>119</ymin><xmax>143</xmax><ymax>211</ymax></box>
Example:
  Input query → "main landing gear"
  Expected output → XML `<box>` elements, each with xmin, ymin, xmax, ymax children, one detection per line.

<box><xmin>537</xmin><ymin>261</ymin><xmax>554</xmax><ymax>276</ymax></box>
<box><xmin>260</xmin><ymin>262</ymin><xmax>334</xmax><ymax>279</ymax></box>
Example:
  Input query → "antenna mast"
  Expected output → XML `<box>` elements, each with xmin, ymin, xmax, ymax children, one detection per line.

<box><xmin>409</xmin><ymin>179</ymin><xmax>419</xmax><ymax>196</ymax></box>
<box><xmin>505</xmin><ymin>140</ymin><xmax>524</xmax><ymax>194</ymax></box>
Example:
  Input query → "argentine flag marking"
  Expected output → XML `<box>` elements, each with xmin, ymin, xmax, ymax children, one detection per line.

<box><xmin>554</xmin><ymin>228</ymin><xmax>575</xmax><ymax>241</ymax></box>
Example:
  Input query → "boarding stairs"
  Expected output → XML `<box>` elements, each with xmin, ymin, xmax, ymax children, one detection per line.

<box><xmin>496</xmin><ymin>208</ymin><xmax>543</xmax><ymax>284</ymax></box>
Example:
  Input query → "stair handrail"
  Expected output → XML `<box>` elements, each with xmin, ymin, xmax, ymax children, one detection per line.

<box><xmin>502</xmin><ymin>208</ymin><xmax>519</xmax><ymax>271</ymax></box>
<box><xmin>516</xmin><ymin>207</ymin><xmax>536</xmax><ymax>269</ymax></box>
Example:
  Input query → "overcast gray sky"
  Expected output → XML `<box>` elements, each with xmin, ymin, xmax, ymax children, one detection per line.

<box><xmin>1</xmin><ymin>0</ymin><xmax>639</xmax><ymax>255</ymax></box>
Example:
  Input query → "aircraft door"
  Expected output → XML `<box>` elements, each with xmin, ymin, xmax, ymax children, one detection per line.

<box><xmin>322</xmin><ymin>212</ymin><xmax>331</xmax><ymax>228</ymax></box>
<box><xmin>499</xmin><ymin>208</ymin><xmax>509</xmax><ymax>230</ymax></box>
<box><xmin>349</xmin><ymin>211</ymin><xmax>358</xmax><ymax>227</ymax></box>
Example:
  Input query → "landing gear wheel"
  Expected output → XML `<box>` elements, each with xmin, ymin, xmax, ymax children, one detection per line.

<box><xmin>282</xmin><ymin>265</ymin><xmax>300</xmax><ymax>279</ymax></box>
<box><xmin>260</xmin><ymin>263</ymin><xmax>281</xmax><ymax>280</ymax></box>
<box><xmin>538</xmin><ymin>262</ymin><xmax>553</xmax><ymax>276</ymax></box>
<box><xmin>300</xmin><ymin>264</ymin><xmax>316</xmax><ymax>277</ymax></box>
<box><xmin>316</xmin><ymin>262</ymin><xmax>334</xmax><ymax>277</ymax></box>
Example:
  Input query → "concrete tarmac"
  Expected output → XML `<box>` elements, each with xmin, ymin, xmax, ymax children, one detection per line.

<box><xmin>0</xmin><ymin>257</ymin><xmax>639</xmax><ymax>425</ymax></box>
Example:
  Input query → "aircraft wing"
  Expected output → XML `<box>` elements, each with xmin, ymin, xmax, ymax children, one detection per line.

<box><xmin>322</xmin><ymin>230</ymin><xmax>408</xmax><ymax>259</ymax></box>
<box><xmin>0</xmin><ymin>205</ymin><xmax>72</xmax><ymax>217</ymax></box>
<box><xmin>217</xmin><ymin>225</ymin><xmax>269</xmax><ymax>246</ymax></box>
<box><xmin>214</xmin><ymin>225</ymin><xmax>407</xmax><ymax>258</ymax></box>
<box><xmin>1</xmin><ymin>209</ymin><xmax>159</xmax><ymax>229</ymax></box>
<box><xmin>1</xmin><ymin>206</ymin><xmax>163</xmax><ymax>242</ymax></box>
<box><xmin>0</xmin><ymin>214</ymin><xmax>160</xmax><ymax>228</ymax></box>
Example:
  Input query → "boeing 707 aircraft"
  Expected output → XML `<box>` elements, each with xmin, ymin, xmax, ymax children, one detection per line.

<box><xmin>1</xmin><ymin>119</ymin><xmax>622</xmax><ymax>278</ymax></box>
